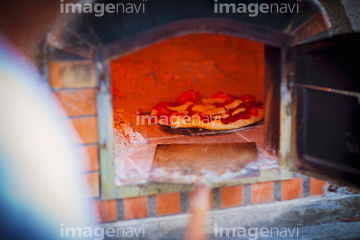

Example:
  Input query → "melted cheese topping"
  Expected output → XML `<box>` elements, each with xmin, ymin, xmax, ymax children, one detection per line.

<box><xmin>232</xmin><ymin>108</ymin><xmax>246</xmax><ymax>115</ymax></box>
<box><xmin>202</xmin><ymin>107</ymin><xmax>226</xmax><ymax>116</ymax></box>
<box><xmin>213</xmin><ymin>114</ymin><xmax>230</xmax><ymax>120</ymax></box>
<box><xmin>192</xmin><ymin>104</ymin><xmax>215</xmax><ymax>112</ymax></box>
<box><xmin>159</xmin><ymin>118</ymin><xmax>167</xmax><ymax>125</ymax></box>
<box><xmin>151</xmin><ymin>109</ymin><xmax>158</xmax><ymax>116</ymax></box>
<box><xmin>224</xmin><ymin>99</ymin><xmax>243</xmax><ymax>110</ymax></box>
<box><xmin>201</xmin><ymin>98</ymin><xmax>225</xmax><ymax>104</ymax></box>
<box><xmin>168</xmin><ymin>101</ymin><xmax>193</xmax><ymax>114</ymax></box>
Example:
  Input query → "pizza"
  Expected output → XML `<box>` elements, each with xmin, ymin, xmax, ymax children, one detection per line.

<box><xmin>150</xmin><ymin>90</ymin><xmax>264</xmax><ymax>130</ymax></box>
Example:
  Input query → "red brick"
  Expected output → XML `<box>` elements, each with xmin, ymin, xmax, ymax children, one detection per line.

<box><xmin>251</xmin><ymin>182</ymin><xmax>274</xmax><ymax>204</ymax></box>
<box><xmin>281</xmin><ymin>178</ymin><xmax>303</xmax><ymax>201</ymax></box>
<box><xmin>123</xmin><ymin>196</ymin><xmax>148</xmax><ymax>220</ymax></box>
<box><xmin>310</xmin><ymin>178</ymin><xmax>328</xmax><ymax>196</ymax></box>
<box><xmin>54</xmin><ymin>89</ymin><xmax>97</xmax><ymax>117</ymax></box>
<box><xmin>71</xmin><ymin>117</ymin><xmax>98</xmax><ymax>144</ymax></box>
<box><xmin>49</xmin><ymin>61</ymin><xmax>96</xmax><ymax>89</ymax></box>
<box><xmin>94</xmin><ymin>200</ymin><xmax>117</xmax><ymax>223</ymax></box>
<box><xmin>221</xmin><ymin>185</ymin><xmax>243</xmax><ymax>208</ymax></box>
<box><xmin>156</xmin><ymin>192</ymin><xmax>181</xmax><ymax>216</ymax></box>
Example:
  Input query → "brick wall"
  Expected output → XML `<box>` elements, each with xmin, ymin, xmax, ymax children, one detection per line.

<box><xmin>95</xmin><ymin>177</ymin><xmax>327</xmax><ymax>222</ymax></box>
<box><xmin>49</xmin><ymin>59</ymin><xmax>101</xmax><ymax>201</ymax></box>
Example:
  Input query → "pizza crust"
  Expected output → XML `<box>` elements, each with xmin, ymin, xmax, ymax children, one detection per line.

<box><xmin>200</xmin><ymin>109</ymin><xmax>264</xmax><ymax>130</ymax></box>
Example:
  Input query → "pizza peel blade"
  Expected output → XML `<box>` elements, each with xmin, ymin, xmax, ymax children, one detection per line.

<box><xmin>149</xmin><ymin>142</ymin><xmax>260</xmax><ymax>184</ymax></box>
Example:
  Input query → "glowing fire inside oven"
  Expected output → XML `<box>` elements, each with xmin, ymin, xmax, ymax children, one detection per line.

<box><xmin>110</xmin><ymin>34</ymin><xmax>274</xmax><ymax>186</ymax></box>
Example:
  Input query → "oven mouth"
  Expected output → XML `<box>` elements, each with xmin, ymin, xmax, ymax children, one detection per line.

<box><xmin>110</xmin><ymin>33</ymin><xmax>279</xmax><ymax>187</ymax></box>
<box><xmin>44</xmin><ymin>0</ymin><xmax>340</xmax><ymax>199</ymax></box>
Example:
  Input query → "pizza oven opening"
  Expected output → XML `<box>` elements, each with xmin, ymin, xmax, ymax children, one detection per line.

<box><xmin>111</xmin><ymin>33</ymin><xmax>280</xmax><ymax>186</ymax></box>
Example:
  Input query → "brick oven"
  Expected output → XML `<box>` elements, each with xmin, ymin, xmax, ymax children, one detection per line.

<box><xmin>46</xmin><ymin>0</ymin><xmax>360</xmax><ymax>222</ymax></box>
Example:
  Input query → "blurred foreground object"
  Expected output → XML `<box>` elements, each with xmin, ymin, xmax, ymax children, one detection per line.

<box><xmin>185</xmin><ymin>183</ymin><xmax>210</xmax><ymax>240</ymax></box>
<box><xmin>0</xmin><ymin>33</ymin><xmax>91</xmax><ymax>239</ymax></box>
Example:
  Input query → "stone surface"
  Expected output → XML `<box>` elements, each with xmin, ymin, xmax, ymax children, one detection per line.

<box><xmin>102</xmin><ymin>191</ymin><xmax>360</xmax><ymax>239</ymax></box>
<box><xmin>341</xmin><ymin>0</ymin><xmax>360</xmax><ymax>32</ymax></box>
<box><xmin>318</xmin><ymin>0</ymin><xmax>353</xmax><ymax>35</ymax></box>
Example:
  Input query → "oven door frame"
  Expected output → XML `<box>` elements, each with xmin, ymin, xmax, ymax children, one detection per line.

<box><xmin>286</xmin><ymin>33</ymin><xmax>360</xmax><ymax>188</ymax></box>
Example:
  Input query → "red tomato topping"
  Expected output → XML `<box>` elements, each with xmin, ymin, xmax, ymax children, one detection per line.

<box><xmin>250</xmin><ymin>108</ymin><xmax>259</xmax><ymax>117</ymax></box>
<box><xmin>186</xmin><ymin>104</ymin><xmax>194</xmax><ymax>111</ymax></box>
<box><xmin>200</xmin><ymin>115</ymin><xmax>211</xmax><ymax>123</ymax></box>
<box><xmin>245</xmin><ymin>101</ymin><xmax>261</xmax><ymax>108</ymax></box>
<box><xmin>227</xmin><ymin>103</ymin><xmax>245</xmax><ymax>115</ymax></box>
<box><xmin>153</xmin><ymin>101</ymin><xmax>172</xmax><ymax>109</ymax></box>
<box><xmin>239</xmin><ymin>94</ymin><xmax>257</xmax><ymax>102</ymax></box>
<box><xmin>221</xmin><ymin>110</ymin><xmax>252</xmax><ymax>124</ymax></box>
<box><xmin>211</xmin><ymin>92</ymin><xmax>235</xmax><ymax>104</ymax></box>
<box><xmin>152</xmin><ymin>101</ymin><xmax>172</xmax><ymax>116</ymax></box>
<box><xmin>214</xmin><ymin>102</ymin><xmax>226</xmax><ymax>108</ymax></box>
<box><xmin>174</xmin><ymin>90</ymin><xmax>201</xmax><ymax>106</ymax></box>
<box><xmin>185</xmin><ymin>104</ymin><xmax>196</xmax><ymax>116</ymax></box>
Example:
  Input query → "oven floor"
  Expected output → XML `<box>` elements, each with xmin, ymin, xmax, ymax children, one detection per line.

<box><xmin>114</xmin><ymin>121</ymin><xmax>278</xmax><ymax>186</ymax></box>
